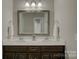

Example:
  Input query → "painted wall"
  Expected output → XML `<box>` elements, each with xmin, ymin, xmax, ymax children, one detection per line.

<box><xmin>2</xmin><ymin>0</ymin><xmax>13</xmax><ymax>41</ymax></box>
<box><xmin>54</xmin><ymin>0</ymin><xmax>77</xmax><ymax>59</ymax></box>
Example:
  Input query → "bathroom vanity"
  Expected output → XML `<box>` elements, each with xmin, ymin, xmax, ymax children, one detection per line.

<box><xmin>3</xmin><ymin>45</ymin><xmax>65</xmax><ymax>59</ymax></box>
<box><xmin>3</xmin><ymin>10</ymin><xmax>65</xmax><ymax>59</ymax></box>
<box><xmin>3</xmin><ymin>40</ymin><xmax>65</xmax><ymax>59</ymax></box>
<box><xmin>3</xmin><ymin>0</ymin><xmax>66</xmax><ymax>59</ymax></box>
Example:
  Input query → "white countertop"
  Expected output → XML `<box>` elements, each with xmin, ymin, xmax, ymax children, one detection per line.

<box><xmin>3</xmin><ymin>39</ymin><xmax>65</xmax><ymax>46</ymax></box>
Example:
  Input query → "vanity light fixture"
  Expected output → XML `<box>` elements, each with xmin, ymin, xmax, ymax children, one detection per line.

<box><xmin>25</xmin><ymin>0</ymin><xmax>42</xmax><ymax>8</ymax></box>
<box><xmin>31</xmin><ymin>0</ymin><xmax>36</xmax><ymax>7</ymax></box>
<box><xmin>37</xmin><ymin>2</ymin><xmax>42</xmax><ymax>7</ymax></box>
<box><xmin>37</xmin><ymin>0</ymin><xmax>42</xmax><ymax>7</ymax></box>
<box><xmin>25</xmin><ymin>2</ymin><xmax>30</xmax><ymax>7</ymax></box>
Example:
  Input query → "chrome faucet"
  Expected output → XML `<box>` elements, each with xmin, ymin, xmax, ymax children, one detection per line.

<box><xmin>32</xmin><ymin>35</ymin><xmax>36</xmax><ymax>41</ymax></box>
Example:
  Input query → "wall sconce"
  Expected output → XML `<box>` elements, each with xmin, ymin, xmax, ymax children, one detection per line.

<box><xmin>25</xmin><ymin>0</ymin><xmax>42</xmax><ymax>8</ymax></box>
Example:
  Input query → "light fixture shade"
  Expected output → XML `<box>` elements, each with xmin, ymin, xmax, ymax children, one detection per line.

<box><xmin>25</xmin><ymin>2</ymin><xmax>30</xmax><ymax>7</ymax></box>
<box><xmin>37</xmin><ymin>2</ymin><xmax>42</xmax><ymax>7</ymax></box>
<box><xmin>31</xmin><ymin>2</ymin><xmax>36</xmax><ymax>7</ymax></box>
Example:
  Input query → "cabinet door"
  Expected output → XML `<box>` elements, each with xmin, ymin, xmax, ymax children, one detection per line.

<box><xmin>53</xmin><ymin>53</ymin><xmax>65</xmax><ymax>59</ymax></box>
<box><xmin>15</xmin><ymin>53</ymin><xmax>27</xmax><ymax>59</ymax></box>
<box><xmin>28</xmin><ymin>53</ymin><xmax>40</xmax><ymax>59</ymax></box>
<box><xmin>41</xmin><ymin>53</ymin><xmax>52</xmax><ymax>59</ymax></box>
<box><xmin>3</xmin><ymin>53</ymin><xmax>15</xmax><ymax>59</ymax></box>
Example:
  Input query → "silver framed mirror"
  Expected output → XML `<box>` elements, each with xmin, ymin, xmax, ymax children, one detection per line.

<box><xmin>17</xmin><ymin>10</ymin><xmax>50</xmax><ymax>36</ymax></box>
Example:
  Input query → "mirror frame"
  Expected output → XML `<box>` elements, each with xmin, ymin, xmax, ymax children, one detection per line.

<box><xmin>17</xmin><ymin>10</ymin><xmax>50</xmax><ymax>36</ymax></box>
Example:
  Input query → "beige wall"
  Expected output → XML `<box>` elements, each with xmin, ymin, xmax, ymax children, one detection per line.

<box><xmin>54</xmin><ymin>0</ymin><xmax>77</xmax><ymax>59</ymax></box>
<box><xmin>2</xmin><ymin>0</ymin><xmax>13</xmax><ymax>41</ymax></box>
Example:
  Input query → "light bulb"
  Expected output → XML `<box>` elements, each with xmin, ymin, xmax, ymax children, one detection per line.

<box><xmin>25</xmin><ymin>2</ymin><xmax>30</xmax><ymax>7</ymax></box>
<box><xmin>37</xmin><ymin>2</ymin><xmax>42</xmax><ymax>7</ymax></box>
<box><xmin>31</xmin><ymin>2</ymin><xmax>36</xmax><ymax>7</ymax></box>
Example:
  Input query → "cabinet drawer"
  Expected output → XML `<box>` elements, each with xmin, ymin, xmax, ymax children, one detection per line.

<box><xmin>41</xmin><ymin>46</ymin><xmax>64</xmax><ymax>52</ymax></box>
<box><xmin>41</xmin><ymin>46</ymin><xmax>53</xmax><ymax>52</ymax></box>
<box><xmin>3</xmin><ymin>46</ymin><xmax>27</xmax><ymax>52</ymax></box>
<box><xmin>28</xmin><ymin>53</ymin><xmax>40</xmax><ymax>59</ymax></box>
<box><xmin>41</xmin><ymin>53</ymin><xmax>52</xmax><ymax>59</ymax></box>
<box><xmin>28</xmin><ymin>47</ymin><xmax>40</xmax><ymax>52</ymax></box>
<box><xmin>53</xmin><ymin>53</ymin><xmax>65</xmax><ymax>59</ymax></box>
<box><xmin>3</xmin><ymin>52</ymin><xmax>15</xmax><ymax>59</ymax></box>
<box><xmin>15</xmin><ymin>53</ymin><xmax>27</xmax><ymax>59</ymax></box>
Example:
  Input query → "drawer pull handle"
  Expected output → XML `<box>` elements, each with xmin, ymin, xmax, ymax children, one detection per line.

<box><xmin>30</xmin><ymin>49</ymin><xmax>37</xmax><ymax>51</ymax></box>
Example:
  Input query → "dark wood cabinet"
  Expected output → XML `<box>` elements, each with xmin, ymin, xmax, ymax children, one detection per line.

<box><xmin>28</xmin><ymin>53</ymin><xmax>40</xmax><ymax>59</ymax></box>
<box><xmin>3</xmin><ymin>46</ymin><xmax>65</xmax><ymax>59</ymax></box>
<box><xmin>53</xmin><ymin>53</ymin><xmax>64</xmax><ymax>59</ymax></box>
<box><xmin>41</xmin><ymin>53</ymin><xmax>52</xmax><ymax>59</ymax></box>
<box><xmin>3</xmin><ymin>53</ymin><xmax>15</xmax><ymax>59</ymax></box>
<box><xmin>15</xmin><ymin>53</ymin><xmax>27</xmax><ymax>59</ymax></box>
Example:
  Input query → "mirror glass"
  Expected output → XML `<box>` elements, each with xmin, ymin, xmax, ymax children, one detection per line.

<box><xmin>17</xmin><ymin>10</ymin><xmax>49</xmax><ymax>35</ymax></box>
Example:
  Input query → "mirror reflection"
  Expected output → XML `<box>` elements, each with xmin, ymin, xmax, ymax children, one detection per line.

<box><xmin>17</xmin><ymin>10</ymin><xmax>49</xmax><ymax>35</ymax></box>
